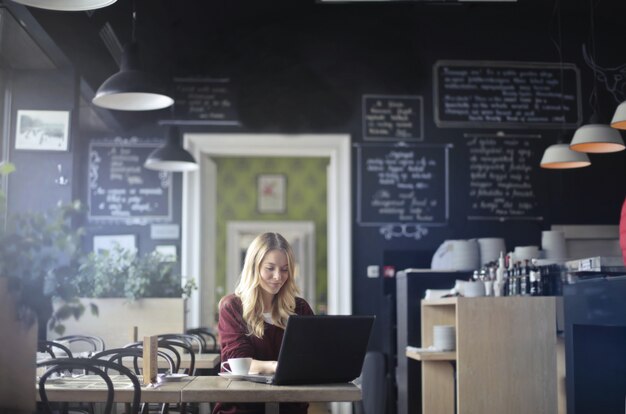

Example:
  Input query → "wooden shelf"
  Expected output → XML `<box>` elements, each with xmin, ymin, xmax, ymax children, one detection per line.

<box><xmin>422</xmin><ymin>297</ymin><xmax>457</xmax><ymax>306</ymax></box>
<box><xmin>417</xmin><ymin>296</ymin><xmax>557</xmax><ymax>414</ymax></box>
<box><xmin>406</xmin><ymin>350</ymin><xmax>456</xmax><ymax>361</ymax></box>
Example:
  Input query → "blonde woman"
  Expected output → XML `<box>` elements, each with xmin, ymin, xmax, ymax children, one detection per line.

<box><xmin>214</xmin><ymin>232</ymin><xmax>313</xmax><ymax>414</ymax></box>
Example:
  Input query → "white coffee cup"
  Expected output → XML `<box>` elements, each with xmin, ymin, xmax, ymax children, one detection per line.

<box><xmin>433</xmin><ymin>325</ymin><xmax>456</xmax><ymax>351</ymax></box>
<box><xmin>220</xmin><ymin>357</ymin><xmax>252</xmax><ymax>375</ymax></box>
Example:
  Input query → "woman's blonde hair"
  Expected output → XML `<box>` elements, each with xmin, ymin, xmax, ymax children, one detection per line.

<box><xmin>233</xmin><ymin>232</ymin><xmax>300</xmax><ymax>338</ymax></box>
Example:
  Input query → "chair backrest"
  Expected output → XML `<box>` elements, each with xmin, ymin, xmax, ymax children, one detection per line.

<box><xmin>38</xmin><ymin>340</ymin><xmax>74</xmax><ymax>359</ymax></box>
<box><xmin>186</xmin><ymin>327</ymin><xmax>219</xmax><ymax>352</ymax></box>
<box><xmin>91</xmin><ymin>347</ymin><xmax>176</xmax><ymax>375</ymax></box>
<box><xmin>158</xmin><ymin>333</ymin><xmax>204</xmax><ymax>355</ymax></box>
<box><xmin>124</xmin><ymin>340</ymin><xmax>185</xmax><ymax>374</ymax></box>
<box><xmin>37</xmin><ymin>357</ymin><xmax>141</xmax><ymax>414</ymax></box>
<box><xmin>56</xmin><ymin>334</ymin><xmax>106</xmax><ymax>354</ymax></box>
<box><xmin>158</xmin><ymin>339</ymin><xmax>195</xmax><ymax>376</ymax></box>
<box><xmin>354</xmin><ymin>351</ymin><xmax>387</xmax><ymax>414</ymax></box>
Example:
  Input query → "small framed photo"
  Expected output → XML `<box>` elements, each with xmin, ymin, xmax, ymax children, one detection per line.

<box><xmin>154</xmin><ymin>245</ymin><xmax>177</xmax><ymax>262</ymax></box>
<box><xmin>15</xmin><ymin>110</ymin><xmax>70</xmax><ymax>151</ymax></box>
<box><xmin>93</xmin><ymin>234</ymin><xmax>137</xmax><ymax>255</ymax></box>
<box><xmin>257</xmin><ymin>174</ymin><xmax>287</xmax><ymax>214</ymax></box>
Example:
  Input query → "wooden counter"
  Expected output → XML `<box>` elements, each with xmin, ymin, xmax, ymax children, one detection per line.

<box><xmin>413</xmin><ymin>297</ymin><xmax>557</xmax><ymax>414</ymax></box>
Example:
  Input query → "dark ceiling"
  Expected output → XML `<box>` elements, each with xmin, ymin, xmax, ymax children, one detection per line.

<box><xmin>11</xmin><ymin>0</ymin><xmax>626</xmax><ymax>132</ymax></box>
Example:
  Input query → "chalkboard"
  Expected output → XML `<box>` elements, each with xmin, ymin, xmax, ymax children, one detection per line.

<box><xmin>362</xmin><ymin>95</ymin><xmax>423</xmax><ymax>141</ymax></box>
<box><xmin>434</xmin><ymin>61</ymin><xmax>582</xmax><ymax>128</ymax></box>
<box><xmin>88</xmin><ymin>138</ymin><xmax>173</xmax><ymax>224</ymax></box>
<box><xmin>465</xmin><ymin>133</ymin><xmax>543</xmax><ymax>221</ymax></box>
<box><xmin>356</xmin><ymin>144</ymin><xmax>450</xmax><ymax>226</ymax></box>
<box><xmin>172</xmin><ymin>77</ymin><xmax>240</xmax><ymax>125</ymax></box>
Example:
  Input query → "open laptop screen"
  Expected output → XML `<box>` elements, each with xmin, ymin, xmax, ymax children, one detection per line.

<box><xmin>263</xmin><ymin>314</ymin><xmax>375</xmax><ymax>385</ymax></box>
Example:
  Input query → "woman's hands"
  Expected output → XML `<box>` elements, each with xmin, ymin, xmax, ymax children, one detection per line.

<box><xmin>250</xmin><ymin>359</ymin><xmax>278</xmax><ymax>375</ymax></box>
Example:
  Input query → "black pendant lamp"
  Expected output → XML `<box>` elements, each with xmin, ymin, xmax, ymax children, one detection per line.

<box><xmin>144</xmin><ymin>126</ymin><xmax>198</xmax><ymax>172</ymax></box>
<box><xmin>92</xmin><ymin>2</ymin><xmax>174</xmax><ymax>111</ymax></box>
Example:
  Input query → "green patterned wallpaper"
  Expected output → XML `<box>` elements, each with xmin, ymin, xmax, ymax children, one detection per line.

<box><xmin>214</xmin><ymin>156</ymin><xmax>329</xmax><ymax>314</ymax></box>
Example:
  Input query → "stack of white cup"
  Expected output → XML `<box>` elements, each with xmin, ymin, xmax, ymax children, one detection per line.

<box><xmin>541</xmin><ymin>230</ymin><xmax>567</xmax><ymax>260</ymax></box>
<box><xmin>431</xmin><ymin>240</ymin><xmax>480</xmax><ymax>271</ymax></box>
<box><xmin>477</xmin><ymin>238</ymin><xmax>506</xmax><ymax>266</ymax></box>
<box><xmin>433</xmin><ymin>325</ymin><xmax>456</xmax><ymax>351</ymax></box>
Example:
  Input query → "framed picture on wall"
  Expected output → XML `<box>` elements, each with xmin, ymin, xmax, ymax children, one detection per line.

<box><xmin>257</xmin><ymin>174</ymin><xmax>287</xmax><ymax>214</ymax></box>
<box><xmin>93</xmin><ymin>234</ymin><xmax>137</xmax><ymax>255</ymax></box>
<box><xmin>15</xmin><ymin>110</ymin><xmax>70</xmax><ymax>151</ymax></box>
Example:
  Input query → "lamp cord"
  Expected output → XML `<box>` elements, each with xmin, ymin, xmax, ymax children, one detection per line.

<box><xmin>550</xmin><ymin>0</ymin><xmax>566</xmax><ymax>143</ymax></box>
<box><xmin>587</xmin><ymin>0</ymin><xmax>599</xmax><ymax>118</ymax></box>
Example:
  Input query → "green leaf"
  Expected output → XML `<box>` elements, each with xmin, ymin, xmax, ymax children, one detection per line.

<box><xmin>0</xmin><ymin>162</ymin><xmax>16</xmax><ymax>176</ymax></box>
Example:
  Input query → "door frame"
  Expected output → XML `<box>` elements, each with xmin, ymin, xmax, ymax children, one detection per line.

<box><xmin>181</xmin><ymin>134</ymin><xmax>352</xmax><ymax>327</ymax></box>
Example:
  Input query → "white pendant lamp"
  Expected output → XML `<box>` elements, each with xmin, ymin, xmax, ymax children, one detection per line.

<box><xmin>144</xmin><ymin>126</ymin><xmax>198</xmax><ymax>172</ymax></box>
<box><xmin>570</xmin><ymin>123</ymin><xmax>625</xmax><ymax>153</ymax></box>
<box><xmin>540</xmin><ymin>143</ymin><xmax>591</xmax><ymax>169</ymax></box>
<box><xmin>611</xmin><ymin>101</ymin><xmax>626</xmax><ymax>130</ymax></box>
<box><xmin>573</xmin><ymin>2</ymin><xmax>626</xmax><ymax>153</ymax></box>
<box><xmin>92</xmin><ymin>42</ymin><xmax>174</xmax><ymax>111</ymax></box>
<box><xmin>9</xmin><ymin>0</ymin><xmax>116</xmax><ymax>11</ymax></box>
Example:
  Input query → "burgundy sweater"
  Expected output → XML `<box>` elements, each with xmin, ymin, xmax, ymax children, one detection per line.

<box><xmin>212</xmin><ymin>294</ymin><xmax>314</xmax><ymax>414</ymax></box>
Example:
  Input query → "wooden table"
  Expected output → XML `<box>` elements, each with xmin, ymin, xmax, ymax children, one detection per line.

<box><xmin>181</xmin><ymin>376</ymin><xmax>362</xmax><ymax>414</ymax></box>
<box><xmin>37</xmin><ymin>375</ymin><xmax>362</xmax><ymax>414</ymax></box>
<box><xmin>181</xmin><ymin>353</ymin><xmax>220</xmax><ymax>370</ymax></box>
<box><xmin>36</xmin><ymin>374</ymin><xmax>191</xmax><ymax>404</ymax></box>
<box><xmin>120</xmin><ymin>352</ymin><xmax>220</xmax><ymax>371</ymax></box>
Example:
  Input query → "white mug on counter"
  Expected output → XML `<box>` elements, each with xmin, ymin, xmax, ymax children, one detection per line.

<box><xmin>221</xmin><ymin>357</ymin><xmax>252</xmax><ymax>375</ymax></box>
<box><xmin>454</xmin><ymin>279</ymin><xmax>486</xmax><ymax>297</ymax></box>
<box><xmin>433</xmin><ymin>325</ymin><xmax>456</xmax><ymax>351</ymax></box>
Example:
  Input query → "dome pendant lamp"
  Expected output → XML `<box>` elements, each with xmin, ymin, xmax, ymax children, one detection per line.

<box><xmin>144</xmin><ymin>126</ymin><xmax>198</xmax><ymax>172</ymax></box>
<box><xmin>540</xmin><ymin>143</ymin><xmax>591</xmax><ymax>169</ymax></box>
<box><xmin>93</xmin><ymin>42</ymin><xmax>174</xmax><ymax>111</ymax></box>
<box><xmin>571</xmin><ymin>2</ymin><xmax>625</xmax><ymax>154</ymax></box>
<box><xmin>92</xmin><ymin>2</ymin><xmax>173</xmax><ymax>111</ymax></box>
<box><xmin>570</xmin><ymin>120</ymin><xmax>625</xmax><ymax>153</ymax></box>
<box><xmin>9</xmin><ymin>0</ymin><xmax>116</xmax><ymax>11</ymax></box>
<box><xmin>611</xmin><ymin>102</ymin><xmax>626</xmax><ymax>130</ymax></box>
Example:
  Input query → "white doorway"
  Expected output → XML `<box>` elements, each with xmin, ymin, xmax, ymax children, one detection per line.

<box><xmin>181</xmin><ymin>134</ymin><xmax>352</xmax><ymax>327</ymax></box>
<box><xmin>226</xmin><ymin>221</ymin><xmax>316</xmax><ymax>310</ymax></box>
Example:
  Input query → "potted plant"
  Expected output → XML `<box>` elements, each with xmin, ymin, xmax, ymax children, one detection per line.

<box><xmin>0</xmin><ymin>162</ymin><xmax>90</xmax><ymax>338</ymax></box>
<box><xmin>0</xmin><ymin>162</ymin><xmax>89</xmax><ymax>412</ymax></box>
<box><xmin>75</xmin><ymin>247</ymin><xmax>196</xmax><ymax>300</ymax></box>
<box><xmin>52</xmin><ymin>247</ymin><xmax>197</xmax><ymax>348</ymax></box>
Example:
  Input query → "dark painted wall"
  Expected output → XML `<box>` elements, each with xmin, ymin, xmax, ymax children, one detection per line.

<box><xmin>6</xmin><ymin>0</ymin><xmax>626</xmax><ymax>365</ymax></box>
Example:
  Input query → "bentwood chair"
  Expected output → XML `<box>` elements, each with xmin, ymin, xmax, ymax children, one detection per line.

<box><xmin>55</xmin><ymin>335</ymin><xmax>106</xmax><ymax>355</ymax></box>
<box><xmin>124</xmin><ymin>340</ymin><xmax>192</xmax><ymax>414</ymax></box>
<box><xmin>186</xmin><ymin>328</ymin><xmax>219</xmax><ymax>353</ymax></box>
<box><xmin>91</xmin><ymin>348</ymin><xmax>179</xmax><ymax>414</ymax></box>
<box><xmin>91</xmin><ymin>347</ymin><xmax>176</xmax><ymax>376</ymax></box>
<box><xmin>124</xmin><ymin>341</ymin><xmax>185</xmax><ymax>374</ymax></box>
<box><xmin>38</xmin><ymin>340</ymin><xmax>74</xmax><ymax>359</ymax></box>
<box><xmin>37</xmin><ymin>358</ymin><xmax>141</xmax><ymax>414</ymax></box>
<box><xmin>157</xmin><ymin>333</ymin><xmax>205</xmax><ymax>355</ymax></box>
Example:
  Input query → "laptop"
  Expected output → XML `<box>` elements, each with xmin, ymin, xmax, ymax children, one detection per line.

<box><xmin>243</xmin><ymin>315</ymin><xmax>375</xmax><ymax>385</ymax></box>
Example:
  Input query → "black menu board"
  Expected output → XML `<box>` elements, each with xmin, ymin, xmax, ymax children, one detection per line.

<box><xmin>465</xmin><ymin>133</ymin><xmax>543</xmax><ymax>221</ymax></box>
<box><xmin>356</xmin><ymin>144</ymin><xmax>449</xmax><ymax>226</ymax></box>
<box><xmin>362</xmin><ymin>95</ymin><xmax>424</xmax><ymax>141</ymax></box>
<box><xmin>172</xmin><ymin>77</ymin><xmax>239</xmax><ymax>125</ymax></box>
<box><xmin>434</xmin><ymin>60</ymin><xmax>582</xmax><ymax>128</ymax></box>
<box><xmin>88</xmin><ymin>138</ymin><xmax>172</xmax><ymax>224</ymax></box>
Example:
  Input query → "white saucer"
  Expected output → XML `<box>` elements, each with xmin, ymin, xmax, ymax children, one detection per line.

<box><xmin>218</xmin><ymin>372</ymin><xmax>248</xmax><ymax>381</ymax></box>
<box><xmin>157</xmin><ymin>373</ymin><xmax>189</xmax><ymax>382</ymax></box>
